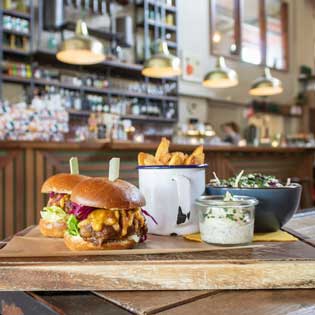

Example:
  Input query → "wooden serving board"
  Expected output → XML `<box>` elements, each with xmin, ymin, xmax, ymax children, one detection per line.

<box><xmin>0</xmin><ymin>226</ymin><xmax>261</xmax><ymax>257</ymax></box>
<box><xmin>0</xmin><ymin>214</ymin><xmax>315</xmax><ymax>291</ymax></box>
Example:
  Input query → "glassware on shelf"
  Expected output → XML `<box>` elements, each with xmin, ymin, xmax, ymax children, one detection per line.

<box><xmin>0</xmin><ymin>99</ymin><xmax>69</xmax><ymax>142</ymax></box>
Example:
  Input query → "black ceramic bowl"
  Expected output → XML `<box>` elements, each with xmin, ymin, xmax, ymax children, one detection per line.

<box><xmin>206</xmin><ymin>184</ymin><xmax>302</xmax><ymax>232</ymax></box>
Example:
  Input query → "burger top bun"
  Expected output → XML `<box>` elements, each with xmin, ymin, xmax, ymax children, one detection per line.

<box><xmin>41</xmin><ymin>173</ymin><xmax>88</xmax><ymax>194</ymax></box>
<box><xmin>70</xmin><ymin>177</ymin><xmax>145</xmax><ymax>209</ymax></box>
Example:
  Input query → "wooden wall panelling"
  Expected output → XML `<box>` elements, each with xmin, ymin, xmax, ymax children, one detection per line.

<box><xmin>15</xmin><ymin>150</ymin><xmax>25</xmax><ymax>232</ymax></box>
<box><xmin>0</xmin><ymin>150</ymin><xmax>25</xmax><ymax>239</ymax></box>
<box><xmin>40</xmin><ymin>149</ymin><xmax>140</xmax><ymax>185</ymax></box>
<box><xmin>35</xmin><ymin>150</ymin><xmax>45</xmax><ymax>223</ymax></box>
<box><xmin>25</xmin><ymin>149</ymin><xmax>35</xmax><ymax>227</ymax></box>
<box><xmin>0</xmin><ymin>167</ymin><xmax>3</xmax><ymax>240</ymax></box>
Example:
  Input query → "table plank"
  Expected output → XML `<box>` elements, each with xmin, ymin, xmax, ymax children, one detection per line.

<box><xmin>156</xmin><ymin>290</ymin><xmax>315</xmax><ymax>315</ymax></box>
<box><xmin>95</xmin><ymin>291</ymin><xmax>217</xmax><ymax>315</ymax></box>
<box><xmin>284</xmin><ymin>211</ymin><xmax>315</xmax><ymax>246</ymax></box>
<box><xmin>0</xmin><ymin>240</ymin><xmax>315</xmax><ymax>290</ymax></box>
<box><xmin>0</xmin><ymin>292</ymin><xmax>62</xmax><ymax>315</ymax></box>
<box><xmin>92</xmin><ymin>212</ymin><xmax>315</xmax><ymax>313</ymax></box>
<box><xmin>1</xmin><ymin>214</ymin><xmax>315</xmax><ymax>291</ymax></box>
<box><xmin>35</xmin><ymin>292</ymin><xmax>132</xmax><ymax>315</ymax></box>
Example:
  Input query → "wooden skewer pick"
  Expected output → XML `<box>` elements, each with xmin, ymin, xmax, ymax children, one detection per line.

<box><xmin>108</xmin><ymin>158</ymin><xmax>120</xmax><ymax>181</ymax></box>
<box><xmin>69</xmin><ymin>157</ymin><xmax>79</xmax><ymax>175</ymax></box>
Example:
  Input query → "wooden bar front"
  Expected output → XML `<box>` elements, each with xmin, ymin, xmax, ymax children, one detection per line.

<box><xmin>0</xmin><ymin>140</ymin><xmax>314</xmax><ymax>239</ymax></box>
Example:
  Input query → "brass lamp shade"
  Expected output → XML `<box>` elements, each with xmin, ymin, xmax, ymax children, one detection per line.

<box><xmin>142</xmin><ymin>41</ymin><xmax>181</xmax><ymax>78</ymax></box>
<box><xmin>203</xmin><ymin>56</ymin><xmax>238</xmax><ymax>88</ymax></box>
<box><xmin>249</xmin><ymin>68</ymin><xmax>283</xmax><ymax>96</ymax></box>
<box><xmin>56</xmin><ymin>20</ymin><xmax>105</xmax><ymax>65</ymax></box>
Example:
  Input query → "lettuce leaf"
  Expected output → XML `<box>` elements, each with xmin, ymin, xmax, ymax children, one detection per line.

<box><xmin>67</xmin><ymin>214</ymin><xmax>80</xmax><ymax>236</ymax></box>
<box><xmin>40</xmin><ymin>206</ymin><xmax>67</xmax><ymax>222</ymax></box>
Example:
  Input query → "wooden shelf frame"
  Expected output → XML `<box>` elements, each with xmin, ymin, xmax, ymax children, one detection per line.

<box><xmin>2</xmin><ymin>9</ymin><xmax>31</xmax><ymax>19</ymax></box>
<box><xmin>0</xmin><ymin>0</ymin><xmax>179</xmax><ymax>124</ymax></box>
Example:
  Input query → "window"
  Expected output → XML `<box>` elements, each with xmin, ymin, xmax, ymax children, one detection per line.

<box><xmin>211</xmin><ymin>0</ymin><xmax>238</xmax><ymax>58</ymax></box>
<box><xmin>210</xmin><ymin>0</ymin><xmax>288</xmax><ymax>71</ymax></box>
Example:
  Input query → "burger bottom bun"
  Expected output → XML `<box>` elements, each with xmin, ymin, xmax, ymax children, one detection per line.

<box><xmin>39</xmin><ymin>218</ymin><xmax>67</xmax><ymax>238</ymax></box>
<box><xmin>64</xmin><ymin>231</ymin><xmax>137</xmax><ymax>251</ymax></box>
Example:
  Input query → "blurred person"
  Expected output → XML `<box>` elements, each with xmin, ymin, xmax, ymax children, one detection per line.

<box><xmin>221</xmin><ymin>122</ymin><xmax>241</xmax><ymax>145</ymax></box>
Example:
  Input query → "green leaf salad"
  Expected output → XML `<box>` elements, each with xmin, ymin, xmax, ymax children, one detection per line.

<box><xmin>210</xmin><ymin>171</ymin><xmax>291</xmax><ymax>188</ymax></box>
<box><xmin>40</xmin><ymin>206</ymin><xmax>67</xmax><ymax>222</ymax></box>
<box><xmin>67</xmin><ymin>214</ymin><xmax>80</xmax><ymax>236</ymax></box>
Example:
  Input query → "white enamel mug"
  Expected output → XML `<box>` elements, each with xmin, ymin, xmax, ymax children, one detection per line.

<box><xmin>138</xmin><ymin>165</ymin><xmax>207</xmax><ymax>235</ymax></box>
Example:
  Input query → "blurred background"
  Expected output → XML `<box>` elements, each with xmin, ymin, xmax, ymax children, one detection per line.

<box><xmin>1</xmin><ymin>0</ymin><xmax>315</xmax><ymax>238</ymax></box>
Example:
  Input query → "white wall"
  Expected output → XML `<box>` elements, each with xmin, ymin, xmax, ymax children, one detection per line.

<box><xmin>177</xmin><ymin>0</ymin><xmax>299</xmax><ymax>103</ymax></box>
<box><xmin>176</xmin><ymin>0</ymin><xmax>306</xmax><ymax>135</ymax></box>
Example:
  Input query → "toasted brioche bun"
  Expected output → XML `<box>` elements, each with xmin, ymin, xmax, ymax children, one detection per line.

<box><xmin>39</xmin><ymin>218</ymin><xmax>67</xmax><ymax>238</ymax></box>
<box><xmin>64</xmin><ymin>231</ymin><xmax>136</xmax><ymax>251</ymax></box>
<box><xmin>70</xmin><ymin>177</ymin><xmax>145</xmax><ymax>209</ymax></box>
<box><xmin>41</xmin><ymin>173</ymin><xmax>88</xmax><ymax>194</ymax></box>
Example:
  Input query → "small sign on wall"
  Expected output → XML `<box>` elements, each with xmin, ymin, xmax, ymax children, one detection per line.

<box><xmin>182</xmin><ymin>54</ymin><xmax>203</xmax><ymax>82</ymax></box>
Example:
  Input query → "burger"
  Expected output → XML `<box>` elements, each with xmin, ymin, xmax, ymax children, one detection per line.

<box><xmin>64</xmin><ymin>177</ymin><xmax>148</xmax><ymax>251</ymax></box>
<box><xmin>40</xmin><ymin>173</ymin><xmax>88</xmax><ymax>238</ymax></box>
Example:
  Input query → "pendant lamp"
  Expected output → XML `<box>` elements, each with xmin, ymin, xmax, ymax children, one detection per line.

<box><xmin>203</xmin><ymin>56</ymin><xmax>238</xmax><ymax>88</ymax></box>
<box><xmin>142</xmin><ymin>41</ymin><xmax>181</xmax><ymax>78</ymax></box>
<box><xmin>56</xmin><ymin>20</ymin><xmax>105</xmax><ymax>65</ymax></box>
<box><xmin>249</xmin><ymin>67</ymin><xmax>283</xmax><ymax>96</ymax></box>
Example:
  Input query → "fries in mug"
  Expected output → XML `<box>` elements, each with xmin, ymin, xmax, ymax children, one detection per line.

<box><xmin>138</xmin><ymin>138</ymin><xmax>205</xmax><ymax>166</ymax></box>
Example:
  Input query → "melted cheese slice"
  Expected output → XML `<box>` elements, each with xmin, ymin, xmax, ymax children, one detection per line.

<box><xmin>84</xmin><ymin>208</ymin><xmax>145</xmax><ymax>236</ymax></box>
<box><xmin>88</xmin><ymin>209</ymin><xmax>118</xmax><ymax>232</ymax></box>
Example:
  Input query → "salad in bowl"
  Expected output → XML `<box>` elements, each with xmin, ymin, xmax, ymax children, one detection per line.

<box><xmin>207</xmin><ymin>171</ymin><xmax>302</xmax><ymax>232</ymax></box>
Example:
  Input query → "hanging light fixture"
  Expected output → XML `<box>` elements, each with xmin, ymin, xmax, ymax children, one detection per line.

<box><xmin>249</xmin><ymin>67</ymin><xmax>283</xmax><ymax>96</ymax></box>
<box><xmin>56</xmin><ymin>19</ymin><xmax>105</xmax><ymax>65</ymax></box>
<box><xmin>203</xmin><ymin>56</ymin><xmax>238</xmax><ymax>88</ymax></box>
<box><xmin>142</xmin><ymin>40</ymin><xmax>181</xmax><ymax>78</ymax></box>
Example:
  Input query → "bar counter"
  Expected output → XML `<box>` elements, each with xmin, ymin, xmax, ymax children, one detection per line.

<box><xmin>0</xmin><ymin>140</ymin><xmax>314</xmax><ymax>239</ymax></box>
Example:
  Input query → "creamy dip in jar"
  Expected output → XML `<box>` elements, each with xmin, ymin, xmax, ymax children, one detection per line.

<box><xmin>196</xmin><ymin>193</ymin><xmax>258</xmax><ymax>245</ymax></box>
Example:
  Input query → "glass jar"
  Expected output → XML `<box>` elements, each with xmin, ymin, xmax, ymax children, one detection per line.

<box><xmin>196</xmin><ymin>195</ymin><xmax>258</xmax><ymax>246</ymax></box>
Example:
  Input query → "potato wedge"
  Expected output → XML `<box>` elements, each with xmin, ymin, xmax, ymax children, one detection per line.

<box><xmin>192</xmin><ymin>145</ymin><xmax>204</xmax><ymax>156</ymax></box>
<box><xmin>138</xmin><ymin>152</ymin><xmax>147</xmax><ymax>166</ymax></box>
<box><xmin>143</xmin><ymin>154</ymin><xmax>161</xmax><ymax>166</ymax></box>
<box><xmin>184</xmin><ymin>154</ymin><xmax>194</xmax><ymax>165</ymax></box>
<box><xmin>155</xmin><ymin>137</ymin><xmax>170</xmax><ymax>164</ymax></box>
<box><xmin>185</xmin><ymin>145</ymin><xmax>205</xmax><ymax>165</ymax></box>
<box><xmin>193</xmin><ymin>152</ymin><xmax>205</xmax><ymax>165</ymax></box>
<box><xmin>168</xmin><ymin>152</ymin><xmax>185</xmax><ymax>165</ymax></box>
<box><xmin>185</xmin><ymin>153</ymin><xmax>205</xmax><ymax>165</ymax></box>
<box><xmin>160</xmin><ymin>153</ymin><xmax>171</xmax><ymax>165</ymax></box>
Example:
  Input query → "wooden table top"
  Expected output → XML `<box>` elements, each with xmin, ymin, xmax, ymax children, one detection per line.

<box><xmin>1</xmin><ymin>212</ymin><xmax>315</xmax><ymax>291</ymax></box>
<box><xmin>0</xmin><ymin>211</ymin><xmax>315</xmax><ymax>314</ymax></box>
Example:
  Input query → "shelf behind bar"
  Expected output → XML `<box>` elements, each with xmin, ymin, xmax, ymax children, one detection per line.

<box><xmin>65</xmin><ymin>22</ymin><xmax>119</xmax><ymax>42</ymax></box>
<box><xmin>2</xmin><ymin>9</ymin><xmax>31</xmax><ymax>19</ymax></box>
<box><xmin>83</xmin><ymin>86</ymin><xmax>178</xmax><ymax>101</ymax></box>
<box><xmin>35</xmin><ymin>48</ymin><xmax>143</xmax><ymax>72</ymax></box>
<box><xmin>2</xmin><ymin>75</ymin><xmax>178</xmax><ymax>101</ymax></box>
<box><xmin>166</xmin><ymin>41</ymin><xmax>177</xmax><ymax>49</ymax></box>
<box><xmin>34</xmin><ymin>49</ymin><xmax>178</xmax><ymax>81</ymax></box>
<box><xmin>68</xmin><ymin>111</ymin><xmax>176</xmax><ymax>123</ymax></box>
<box><xmin>136</xmin><ymin>1</ymin><xmax>177</xmax><ymax>13</ymax></box>
<box><xmin>33</xmin><ymin>78</ymin><xmax>81</xmax><ymax>91</ymax></box>
<box><xmin>137</xmin><ymin>20</ymin><xmax>177</xmax><ymax>32</ymax></box>
<box><xmin>2</xmin><ymin>74</ymin><xmax>32</xmax><ymax>84</ymax></box>
<box><xmin>121</xmin><ymin>114</ymin><xmax>176</xmax><ymax>123</ymax></box>
<box><xmin>3</xmin><ymin>29</ymin><xmax>30</xmax><ymax>37</ymax></box>
<box><xmin>3</xmin><ymin>47</ymin><xmax>31</xmax><ymax>55</ymax></box>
